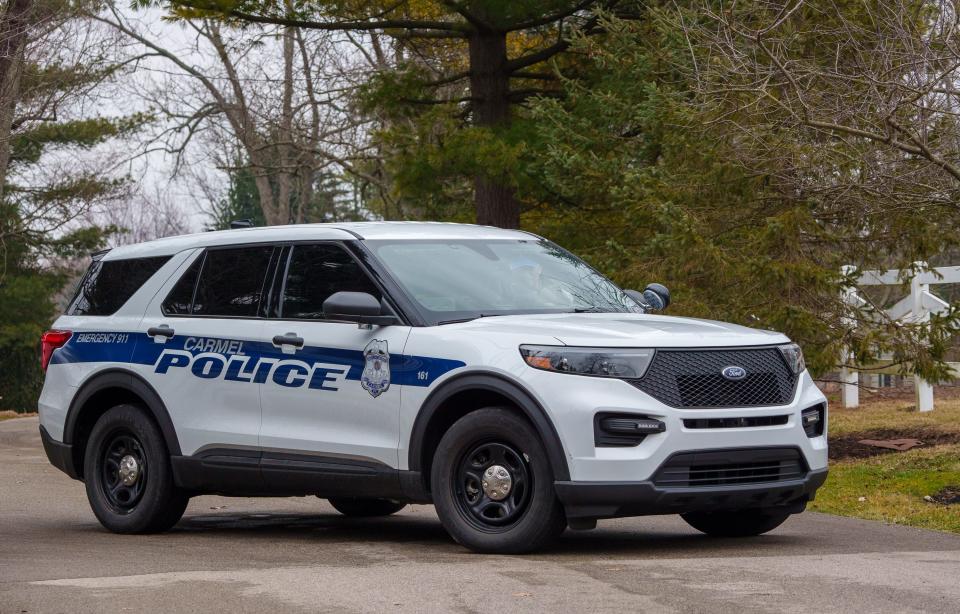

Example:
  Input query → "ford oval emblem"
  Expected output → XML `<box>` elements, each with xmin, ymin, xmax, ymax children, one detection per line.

<box><xmin>721</xmin><ymin>366</ymin><xmax>747</xmax><ymax>381</ymax></box>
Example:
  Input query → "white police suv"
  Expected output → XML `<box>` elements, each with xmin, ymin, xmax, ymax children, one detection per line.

<box><xmin>38</xmin><ymin>222</ymin><xmax>827</xmax><ymax>553</ymax></box>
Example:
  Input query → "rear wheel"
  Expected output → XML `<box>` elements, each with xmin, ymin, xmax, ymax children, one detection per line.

<box><xmin>83</xmin><ymin>404</ymin><xmax>188</xmax><ymax>533</ymax></box>
<box><xmin>681</xmin><ymin>508</ymin><xmax>793</xmax><ymax>537</ymax></box>
<box><xmin>431</xmin><ymin>408</ymin><xmax>565</xmax><ymax>554</ymax></box>
<box><xmin>327</xmin><ymin>497</ymin><xmax>406</xmax><ymax>517</ymax></box>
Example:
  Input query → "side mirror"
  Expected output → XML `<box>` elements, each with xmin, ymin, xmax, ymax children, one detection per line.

<box><xmin>644</xmin><ymin>283</ymin><xmax>670</xmax><ymax>310</ymax></box>
<box><xmin>322</xmin><ymin>291</ymin><xmax>397</xmax><ymax>326</ymax></box>
<box><xmin>626</xmin><ymin>283</ymin><xmax>670</xmax><ymax>312</ymax></box>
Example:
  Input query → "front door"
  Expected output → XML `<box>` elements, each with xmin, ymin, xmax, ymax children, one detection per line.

<box><xmin>258</xmin><ymin>243</ymin><xmax>411</xmax><ymax>469</ymax></box>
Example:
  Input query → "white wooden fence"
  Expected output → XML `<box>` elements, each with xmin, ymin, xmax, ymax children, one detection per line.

<box><xmin>841</xmin><ymin>262</ymin><xmax>959</xmax><ymax>412</ymax></box>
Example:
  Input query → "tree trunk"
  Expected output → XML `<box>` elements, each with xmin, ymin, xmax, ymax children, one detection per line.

<box><xmin>0</xmin><ymin>0</ymin><xmax>33</xmax><ymax>199</ymax></box>
<box><xmin>294</xmin><ymin>27</ymin><xmax>320</xmax><ymax>224</ymax></box>
<box><xmin>275</xmin><ymin>22</ymin><xmax>295</xmax><ymax>225</ymax></box>
<box><xmin>251</xmin><ymin>168</ymin><xmax>282</xmax><ymax>224</ymax></box>
<box><xmin>468</xmin><ymin>29</ymin><xmax>519</xmax><ymax>229</ymax></box>
<box><xmin>296</xmin><ymin>162</ymin><xmax>312</xmax><ymax>223</ymax></box>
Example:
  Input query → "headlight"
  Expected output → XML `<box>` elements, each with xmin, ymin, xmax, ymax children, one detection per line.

<box><xmin>779</xmin><ymin>343</ymin><xmax>806</xmax><ymax>374</ymax></box>
<box><xmin>520</xmin><ymin>345</ymin><xmax>655</xmax><ymax>379</ymax></box>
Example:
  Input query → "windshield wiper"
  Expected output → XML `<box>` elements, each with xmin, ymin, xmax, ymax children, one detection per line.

<box><xmin>572</xmin><ymin>306</ymin><xmax>616</xmax><ymax>313</ymax></box>
<box><xmin>437</xmin><ymin>313</ymin><xmax>503</xmax><ymax>325</ymax></box>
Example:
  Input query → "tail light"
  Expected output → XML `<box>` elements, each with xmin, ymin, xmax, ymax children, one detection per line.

<box><xmin>40</xmin><ymin>330</ymin><xmax>72</xmax><ymax>371</ymax></box>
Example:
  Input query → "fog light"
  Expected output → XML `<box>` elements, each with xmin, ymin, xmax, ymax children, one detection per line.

<box><xmin>801</xmin><ymin>404</ymin><xmax>825</xmax><ymax>437</ymax></box>
<box><xmin>601</xmin><ymin>417</ymin><xmax>666</xmax><ymax>434</ymax></box>
<box><xmin>595</xmin><ymin>413</ymin><xmax>665</xmax><ymax>447</ymax></box>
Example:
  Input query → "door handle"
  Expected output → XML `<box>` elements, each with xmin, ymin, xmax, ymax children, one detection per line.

<box><xmin>147</xmin><ymin>325</ymin><xmax>175</xmax><ymax>338</ymax></box>
<box><xmin>272</xmin><ymin>333</ymin><xmax>304</xmax><ymax>348</ymax></box>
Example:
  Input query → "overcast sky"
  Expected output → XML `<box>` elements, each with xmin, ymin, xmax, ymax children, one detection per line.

<box><xmin>110</xmin><ymin>7</ymin><xmax>220</xmax><ymax>235</ymax></box>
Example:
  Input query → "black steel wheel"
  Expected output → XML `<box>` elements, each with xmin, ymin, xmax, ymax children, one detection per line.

<box><xmin>99</xmin><ymin>430</ymin><xmax>148</xmax><ymax>513</ymax></box>
<box><xmin>431</xmin><ymin>408</ymin><xmax>566</xmax><ymax>554</ymax></box>
<box><xmin>454</xmin><ymin>441</ymin><xmax>532</xmax><ymax>531</ymax></box>
<box><xmin>84</xmin><ymin>404</ymin><xmax>188</xmax><ymax>533</ymax></box>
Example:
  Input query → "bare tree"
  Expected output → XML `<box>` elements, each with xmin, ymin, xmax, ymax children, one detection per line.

<box><xmin>93</xmin><ymin>3</ymin><xmax>383</xmax><ymax>226</ymax></box>
<box><xmin>95</xmin><ymin>183</ymin><xmax>192</xmax><ymax>245</ymax></box>
<box><xmin>679</xmin><ymin>0</ymin><xmax>960</xmax><ymax>187</ymax></box>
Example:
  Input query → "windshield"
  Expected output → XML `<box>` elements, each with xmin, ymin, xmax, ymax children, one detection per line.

<box><xmin>366</xmin><ymin>239</ymin><xmax>642</xmax><ymax>324</ymax></box>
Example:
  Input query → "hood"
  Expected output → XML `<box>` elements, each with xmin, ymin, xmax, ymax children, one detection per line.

<box><xmin>448</xmin><ymin>312</ymin><xmax>789</xmax><ymax>348</ymax></box>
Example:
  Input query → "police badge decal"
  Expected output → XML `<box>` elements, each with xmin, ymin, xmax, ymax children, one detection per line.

<box><xmin>361</xmin><ymin>339</ymin><xmax>391</xmax><ymax>398</ymax></box>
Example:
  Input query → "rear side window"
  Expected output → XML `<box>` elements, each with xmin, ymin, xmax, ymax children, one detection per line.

<box><xmin>68</xmin><ymin>256</ymin><xmax>171</xmax><ymax>316</ymax></box>
<box><xmin>192</xmin><ymin>246</ymin><xmax>274</xmax><ymax>317</ymax></box>
<box><xmin>280</xmin><ymin>244</ymin><xmax>381</xmax><ymax>319</ymax></box>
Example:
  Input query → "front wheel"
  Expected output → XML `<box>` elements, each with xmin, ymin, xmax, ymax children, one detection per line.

<box><xmin>431</xmin><ymin>408</ymin><xmax>566</xmax><ymax>554</ymax></box>
<box><xmin>83</xmin><ymin>404</ymin><xmax>189</xmax><ymax>533</ymax></box>
<box><xmin>681</xmin><ymin>508</ymin><xmax>793</xmax><ymax>537</ymax></box>
<box><xmin>327</xmin><ymin>497</ymin><xmax>406</xmax><ymax>517</ymax></box>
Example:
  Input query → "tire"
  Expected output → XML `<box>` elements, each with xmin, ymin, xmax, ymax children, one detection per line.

<box><xmin>83</xmin><ymin>404</ymin><xmax>189</xmax><ymax>533</ymax></box>
<box><xmin>681</xmin><ymin>508</ymin><xmax>793</xmax><ymax>537</ymax></box>
<box><xmin>431</xmin><ymin>407</ymin><xmax>566</xmax><ymax>554</ymax></box>
<box><xmin>328</xmin><ymin>497</ymin><xmax>406</xmax><ymax>517</ymax></box>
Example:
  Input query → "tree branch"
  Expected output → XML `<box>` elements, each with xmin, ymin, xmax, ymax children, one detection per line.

<box><xmin>508</xmin><ymin>88</ymin><xmax>562</xmax><ymax>101</ymax></box>
<box><xmin>885</xmin><ymin>116</ymin><xmax>960</xmax><ymax>182</ymax></box>
<box><xmin>510</xmin><ymin>70</ymin><xmax>556</xmax><ymax>80</ymax></box>
<box><xmin>392</xmin><ymin>28</ymin><xmax>467</xmax><ymax>39</ymax></box>
<box><xmin>400</xmin><ymin>95</ymin><xmax>477</xmax><ymax>105</ymax></box>
<box><xmin>505</xmin><ymin>39</ymin><xmax>570</xmax><ymax>72</ymax></box>
<box><xmin>224</xmin><ymin>9</ymin><xmax>469</xmax><ymax>35</ymax></box>
<box><xmin>422</xmin><ymin>69</ymin><xmax>472</xmax><ymax>87</ymax></box>
<box><xmin>440</xmin><ymin>1</ymin><xmax>490</xmax><ymax>31</ymax></box>
<box><xmin>504</xmin><ymin>0</ymin><xmax>599</xmax><ymax>32</ymax></box>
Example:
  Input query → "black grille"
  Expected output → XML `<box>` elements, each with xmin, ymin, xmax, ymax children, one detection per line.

<box><xmin>654</xmin><ymin>447</ymin><xmax>807</xmax><ymax>488</ymax></box>
<box><xmin>683</xmin><ymin>415</ymin><xmax>789</xmax><ymax>429</ymax></box>
<box><xmin>631</xmin><ymin>348</ymin><xmax>797</xmax><ymax>408</ymax></box>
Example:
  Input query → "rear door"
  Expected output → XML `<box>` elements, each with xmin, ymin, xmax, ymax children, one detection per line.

<box><xmin>136</xmin><ymin>244</ymin><xmax>280</xmax><ymax>456</ymax></box>
<box><xmin>258</xmin><ymin>242</ymin><xmax>411</xmax><ymax>468</ymax></box>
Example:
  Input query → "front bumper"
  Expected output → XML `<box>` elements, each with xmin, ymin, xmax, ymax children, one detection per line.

<box><xmin>524</xmin><ymin>368</ymin><xmax>829</xmax><ymax>482</ymax></box>
<box><xmin>555</xmin><ymin>467</ymin><xmax>828</xmax><ymax>520</ymax></box>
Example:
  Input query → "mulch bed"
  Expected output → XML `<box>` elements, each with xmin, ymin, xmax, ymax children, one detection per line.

<box><xmin>928</xmin><ymin>486</ymin><xmax>960</xmax><ymax>505</ymax></box>
<box><xmin>829</xmin><ymin>427</ymin><xmax>960</xmax><ymax>461</ymax></box>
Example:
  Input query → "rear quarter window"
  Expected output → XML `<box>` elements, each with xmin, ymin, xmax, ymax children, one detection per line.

<box><xmin>68</xmin><ymin>256</ymin><xmax>172</xmax><ymax>316</ymax></box>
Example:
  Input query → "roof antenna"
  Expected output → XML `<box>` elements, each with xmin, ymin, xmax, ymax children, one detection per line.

<box><xmin>230</xmin><ymin>219</ymin><xmax>254</xmax><ymax>229</ymax></box>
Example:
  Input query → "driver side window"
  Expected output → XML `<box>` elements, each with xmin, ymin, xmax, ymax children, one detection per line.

<box><xmin>280</xmin><ymin>244</ymin><xmax>381</xmax><ymax>320</ymax></box>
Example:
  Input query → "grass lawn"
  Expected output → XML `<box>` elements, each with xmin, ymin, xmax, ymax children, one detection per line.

<box><xmin>811</xmin><ymin>444</ymin><xmax>960</xmax><ymax>533</ymax></box>
<box><xmin>810</xmin><ymin>396</ymin><xmax>960</xmax><ymax>533</ymax></box>
<box><xmin>827</xmin><ymin>396</ymin><xmax>960</xmax><ymax>436</ymax></box>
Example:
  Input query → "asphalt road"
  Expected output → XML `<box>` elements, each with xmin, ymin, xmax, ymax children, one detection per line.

<box><xmin>2</xmin><ymin>417</ymin><xmax>960</xmax><ymax>613</ymax></box>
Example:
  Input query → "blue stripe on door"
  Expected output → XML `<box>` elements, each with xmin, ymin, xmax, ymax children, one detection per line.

<box><xmin>50</xmin><ymin>331</ymin><xmax>465</xmax><ymax>387</ymax></box>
